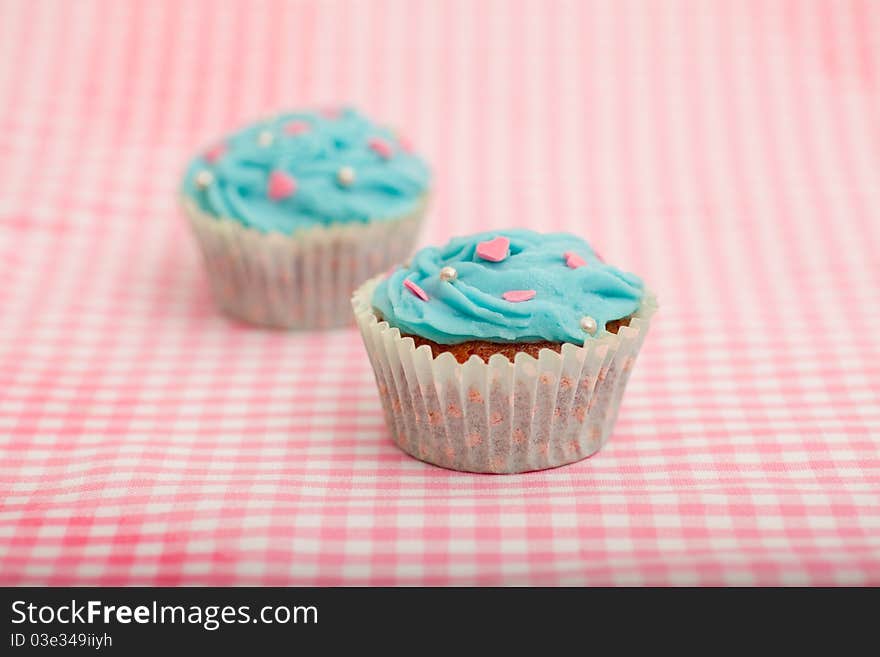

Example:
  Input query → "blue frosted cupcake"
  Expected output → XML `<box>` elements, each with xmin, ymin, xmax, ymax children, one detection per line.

<box><xmin>352</xmin><ymin>229</ymin><xmax>657</xmax><ymax>473</ymax></box>
<box><xmin>181</xmin><ymin>107</ymin><xmax>431</xmax><ymax>329</ymax></box>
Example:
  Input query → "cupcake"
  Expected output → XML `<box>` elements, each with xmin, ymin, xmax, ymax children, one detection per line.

<box><xmin>181</xmin><ymin>107</ymin><xmax>431</xmax><ymax>329</ymax></box>
<box><xmin>352</xmin><ymin>229</ymin><xmax>656</xmax><ymax>474</ymax></box>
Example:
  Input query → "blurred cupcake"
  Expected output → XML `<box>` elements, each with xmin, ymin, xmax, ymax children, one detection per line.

<box><xmin>352</xmin><ymin>229</ymin><xmax>656</xmax><ymax>473</ymax></box>
<box><xmin>181</xmin><ymin>107</ymin><xmax>431</xmax><ymax>329</ymax></box>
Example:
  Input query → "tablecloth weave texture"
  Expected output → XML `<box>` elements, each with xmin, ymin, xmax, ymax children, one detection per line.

<box><xmin>1</xmin><ymin>0</ymin><xmax>878</xmax><ymax>585</ymax></box>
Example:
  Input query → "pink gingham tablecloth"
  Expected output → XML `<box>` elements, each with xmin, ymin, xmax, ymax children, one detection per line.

<box><xmin>1</xmin><ymin>0</ymin><xmax>879</xmax><ymax>586</ymax></box>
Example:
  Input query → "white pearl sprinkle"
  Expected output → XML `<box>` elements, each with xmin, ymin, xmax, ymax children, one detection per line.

<box><xmin>258</xmin><ymin>130</ymin><xmax>274</xmax><ymax>147</ymax></box>
<box><xmin>337</xmin><ymin>166</ymin><xmax>356</xmax><ymax>186</ymax></box>
<box><xmin>195</xmin><ymin>170</ymin><xmax>214</xmax><ymax>189</ymax></box>
<box><xmin>439</xmin><ymin>266</ymin><xmax>458</xmax><ymax>282</ymax></box>
<box><xmin>580</xmin><ymin>316</ymin><xmax>597</xmax><ymax>335</ymax></box>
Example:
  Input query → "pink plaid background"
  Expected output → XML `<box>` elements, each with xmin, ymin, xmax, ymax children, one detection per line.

<box><xmin>1</xmin><ymin>0</ymin><xmax>878</xmax><ymax>586</ymax></box>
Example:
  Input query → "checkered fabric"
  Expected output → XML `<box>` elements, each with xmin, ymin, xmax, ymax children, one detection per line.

<box><xmin>1</xmin><ymin>0</ymin><xmax>878</xmax><ymax>585</ymax></box>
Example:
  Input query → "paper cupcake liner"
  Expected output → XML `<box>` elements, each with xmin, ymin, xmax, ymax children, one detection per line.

<box><xmin>182</xmin><ymin>196</ymin><xmax>428</xmax><ymax>329</ymax></box>
<box><xmin>353</xmin><ymin>276</ymin><xmax>657</xmax><ymax>473</ymax></box>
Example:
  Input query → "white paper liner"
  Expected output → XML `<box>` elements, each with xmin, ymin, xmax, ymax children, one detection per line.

<box><xmin>182</xmin><ymin>196</ymin><xmax>428</xmax><ymax>329</ymax></box>
<box><xmin>353</xmin><ymin>276</ymin><xmax>657</xmax><ymax>473</ymax></box>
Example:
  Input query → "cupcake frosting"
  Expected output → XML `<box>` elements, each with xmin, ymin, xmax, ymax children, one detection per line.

<box><xmin>182</xmin><ymin>108</ymin><xmax>430</xmax><ymax>234</ymax></box>
<box><xmin>372</xmin><ymin>229</ymin><xmax>645</xmax><ymax>344</ymax></box>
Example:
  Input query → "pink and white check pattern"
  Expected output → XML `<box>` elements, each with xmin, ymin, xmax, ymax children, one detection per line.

<box><xmin>1</xmin><ymin>0</ymin><xmax>878</xmax><ymax>586</ymax></box>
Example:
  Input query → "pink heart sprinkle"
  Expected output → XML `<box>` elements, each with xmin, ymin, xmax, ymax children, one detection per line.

<box><xmin>476</xmin><ymin>236</ymin><xmax>510</xmax><ymax>262</ymax></box>
<box><xmin>267</xmin><ymin>170</ymin><xmax>297</xmax><ymax>200</ymax></box>
<box><xmin>502</xmin><ymin>289</ymin><xmax>536</xmax><ymax>303</ymax></box>
<box><xmin>564</xmin><ymin>251</ymin><xmax>586</xmax><ymax>269</ymax></box>
<box><xmin>204</xmin><ymin>143</ymin><xmax>226</xmax><ymax>164</ymax></box>
<box><xmin>403</xmin><ymin>278</ymin><xmax>429</xmax><ymax>301</ymax></box>
<box><xmin>284</xmin><ymin>120</ymin><xmax>310</xmax><ymax>136</ymax></box>
<box><xmin>398</xmin><ymin>135</ymin><xmax>414</xmax><ymax>153</ymax></box>
<box><xmin>368</xmin><ymin>137</ymin><xmax>394</xmax><ymax>159</ymax></box>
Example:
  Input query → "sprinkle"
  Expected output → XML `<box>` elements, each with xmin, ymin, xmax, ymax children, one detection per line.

<box><xmin>284</xmin><ymin>120</ymin><xmax>310</xmax><ymax>136</ymax></box>
<box><xmin>398</xmin><ymin>135</ymin><xmax>414</xmax><ymax>152</ymax></box>
<box><xmin>368</xmin><ymin>137</ymin><xmax>394</xmax><ymax>159</ymax></box>
<box><xmin>337</xmin><ymin>166</ymin><xmax>356</xmax><ymax>187</ymax></box>
<box><xmin>439</xmin><ymin>266</ymin><xmax>457</xmax><ymax>281</ymax></box>
<box><xmin>502</xmin><ymin>289</ymin><xmax>536</xmax><ymax>303</ymax></box>
<box><xmin>195</xmin><ymin>170</ymin><xmax>214</xmax><ymax>189</ymax></box>
<box><xmin>564</xmin><ymin>251</ymin><xmax>586</xmax><ymax>269</ymax></box>
<box><xmin>476</xmin><ymin>236</ymin><xmax>510</xmax><ymax>262</ymax></box>
<box><xmin>580</xmin><ymin>316</ymin><xmax>597</xmax><ymax>335</ymax></box>
<box><xmin>403</xmin><ymin>278</ymin><xmax>429</xmax><ymax>301</ymax></box>
<box><xmin>203</xmin><ymin>143</ymin><xmax>227</xmax><ymax>164</ymax></box>
<box><xmin>258</xmin><ymin>130</ymin><xmax>274</xmax><ymax>147</ymax></box>
<box><xmin>267</xmin><ymin>170</ymin><xmax>297</xmax><ymax>200</ymax></box>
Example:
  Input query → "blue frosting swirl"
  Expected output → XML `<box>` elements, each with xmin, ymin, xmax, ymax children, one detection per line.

<box><xmin>372</xmin><ymin>229</ymin><xmax>645</xmax><ymax>344</ymax></box>
<box><xmin>181</xmin><ymin>107</ymin><xmax>431</xmax><ymax>234</ymax></box>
